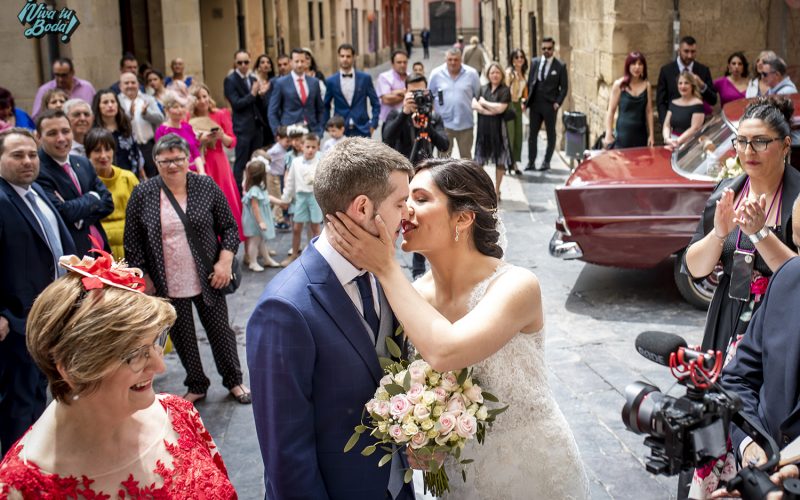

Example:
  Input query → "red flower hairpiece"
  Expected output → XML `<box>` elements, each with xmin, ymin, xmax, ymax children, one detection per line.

<box><xmin>58</xmin><ymin>235</ymin><xmax>145</xmax><ymax>293</ymax></box>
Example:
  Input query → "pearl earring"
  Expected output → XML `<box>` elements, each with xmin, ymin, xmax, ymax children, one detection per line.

<box><xmin>72</xmin><ymin>394</ymin><xmax>80</xmax><ymax>401</ymax></box>
<box><xmin>454</xmin><ymin>226</ymin><xmax>460</xmax><ymax>242</ymax></box>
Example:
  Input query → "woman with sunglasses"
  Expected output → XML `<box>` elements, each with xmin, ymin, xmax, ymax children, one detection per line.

<box><xmin>745</xmin><ymin>50</ymin><xmax>778</xmax><ymax>98</ymax></box>
<box><xmin>0</xmin><ymin>248</ymin><xmax>236</xmax><ymax>498</ymax></box>
<box><xmin>505</xmin><ymin>48</ymin><xmax>528</xmax><ymax>174</ymax></box>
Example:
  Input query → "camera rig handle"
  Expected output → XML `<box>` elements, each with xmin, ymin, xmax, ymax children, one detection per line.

<box><xmin>725</xmin><ymin>408</ymin><xmax>782</xmax><ymax>499</ymax></box>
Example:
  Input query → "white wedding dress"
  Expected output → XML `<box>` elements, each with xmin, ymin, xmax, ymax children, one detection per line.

<box><xmin>416</xmin><ymin>264</ymin><xmax>589</xmax><ymax>500</ymax></box>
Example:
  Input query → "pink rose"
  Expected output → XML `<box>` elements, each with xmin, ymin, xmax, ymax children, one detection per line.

<box><xmin>413</xmin><ymin>403</ymin><xmax>431</xmax><ymax>420</ymax></box>
<box><xmin>463</xmin><ymin>384</ymin><xmax>484</xmax><ymax>404</ymax></box>
<box><xmin>389</xmin><ymin>424</ymin><xmax>405</xmax><ymax>442</ymax></box>
<box><xmin>438</xmin><ymin>412</ymin><xmax>457</xmax><ymax>435</ymax></box>
<box><xmin>445</xmin><ymin>393</ymin><xmax>466</xmax><ymax>414</ymax></box>
<box><xmin>408</xmin><ymin>365</ymin><xmax>426</xmax><ymax>384</ymax></box>
<box><xmin>440</xmin><ymin>372</ymin><xmax>459</xmax><ymax>392</ymax></box>
<box><xmin>433</xmin><ymin>387</ymin><xmax>448</xmax><ymax>403</ymax></box>
<box><xmin>366</xmin><ymin>398</ymin><xmax>378</xmax><ymax>414</ymax></box>
<box><xmin>455</xmin><ymin>414</ymin><xmax>477</xmax><ymax>439</ymax></box>
<box><xmin>406</xmin><ymin>383</ymin><xmax>424</xmax><ymax>404</ymax></box>
<box><xmin>410</xmin><ymin>431</ymin><xmax>429</xmax><ymax>449</ymax></box>
<box><xmin>375</xmin><ymin>401</ymin><xmax>390</xmax><ymax>418</ymax></box>
<box><xmin>390</xmin><ymin>395</ymin><xmax>412</xmax><ymax>418</ymax></box>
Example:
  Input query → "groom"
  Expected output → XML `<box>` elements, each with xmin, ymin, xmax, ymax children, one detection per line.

<box><xmin>247</xmin><ymin>137</ymin><xmax>415</xmax><ymax>500</ymax></box>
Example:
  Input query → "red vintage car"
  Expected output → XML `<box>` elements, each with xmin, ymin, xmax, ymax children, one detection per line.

<box><xmin>550</xmin><ymin>95</ymin><xmax>800</xmax><ymax>309</ymax></box>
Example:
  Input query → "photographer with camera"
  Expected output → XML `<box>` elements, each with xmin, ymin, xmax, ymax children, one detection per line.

<box><xmin>382</xmin><ymin>72</ymin><xmax>448</xmax><ymax>279</ymax></box>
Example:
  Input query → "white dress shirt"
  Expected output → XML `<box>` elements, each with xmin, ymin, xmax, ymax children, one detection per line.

<box><xmin>539</xmin><ymin>56</ymin><xmax>553</xmax><ymax>81</ymax></box>
<box><xmin>117</xmin><ymin>92</ymin><xmax>164</xmax><ymax>144</ymax></box>
<box><xmin>292</xmin><ymin>72</ymin><xmax>308</xmax><ymax>102</ymax></box>
<box><xmin>9</xmin><ymin>183</ymin><xmax>63</xmax><ymax>278</ymax></box>
<box><xmin>314</xmin><ymin>230</ymin><xmax>380</xmax><ymax>319</ymax></box>
<box><xmin>340</xmin><ymin>71</ymin><xmax>356</xmax><ymax>106</ymax></box>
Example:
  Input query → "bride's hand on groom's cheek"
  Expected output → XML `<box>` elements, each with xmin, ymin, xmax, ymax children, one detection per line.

<box><xmin>326</xmin><ymin>212</ymin><xmax>395</xmax><ymax>274</ymax></box>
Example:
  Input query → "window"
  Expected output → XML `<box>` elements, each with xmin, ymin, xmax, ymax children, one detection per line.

<box><xmin>308</xmin><ymin>1</ymin><xmax>315</xmax><ymax>41</ymax></box>
<box><xmin>319</xmin><ymin>2</ymin><xmax>324</xmax><ymax>39</ymax></box>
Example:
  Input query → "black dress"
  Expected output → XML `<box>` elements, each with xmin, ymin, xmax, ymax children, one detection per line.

<box><xmin>474</xmin><ymin>83</ymin><xmax>513</xmax><ymax>167</ymax></box>
<box><xmin>683</xmin><ymin>168</ymin><xmax>800</xmax><ymax>355</ymax></box>
<box><xmin>668</xmin><ymin>101</ymin><xmax>704</xmax><ymax>135</ymax></box>
<box><xmin>615</xmin><ymin>90</ymin><xmax>648</xmax><ymax>148</ymax></box>
<box><xmin>112</xmin><ymin>129</ymin><xmax>144</xmax><ymax>177</ymax></box>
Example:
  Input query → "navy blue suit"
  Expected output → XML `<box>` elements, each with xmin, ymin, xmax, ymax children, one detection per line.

<box><xmin>722</xmin><ymin>256</ymin><xmax>800</xmax><ymax>457</ymax></box>
<box><xmin>0</xmin><ymin>179</ymin><xmax>75</xmax><ymax>457</ymax></box>
<box><xmin>267</xmin><ymin>74</ymin><xmax>324</xmax><ymax>136</ymax></box>
<box><xmin>35</xmin><ymin>151</ymin><xmax>113</xmax><ymax>257</ymax></box>
<box><xmin>323</xmin><ymin>71</ymin><xmax>380</xmax><ymax>137</ymax></box>
<box><xmin>246</xmin><ymin>241</ymin><xmax>414</xmax><ymax>500</ymax></box>
<box><xmin>224</xmin><ymin>71</ymin><xmax>267</xmax><ymax>191</ymax></box>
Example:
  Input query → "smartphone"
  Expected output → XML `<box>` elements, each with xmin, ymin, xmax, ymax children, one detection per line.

<box><xmin>729</xmin><ymin>250</ymin><xmax>754</xmax><ymax>301</ymax></box>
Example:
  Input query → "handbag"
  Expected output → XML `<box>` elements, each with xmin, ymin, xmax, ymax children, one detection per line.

<box><xmin>158</xmin><ymin>179</ymin><xmax>241</xmax><ymax>295</ymax></box>
<box><xmin>502</xmin><ymin>106</ymin><xmax>517</xmax><ymax>122</ymax></box>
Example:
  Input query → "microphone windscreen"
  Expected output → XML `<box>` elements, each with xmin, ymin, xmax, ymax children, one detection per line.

<box><xmin>635</xmin><ymin>331</ymin><xmax>688</xmax><ymax>366</ymax></box>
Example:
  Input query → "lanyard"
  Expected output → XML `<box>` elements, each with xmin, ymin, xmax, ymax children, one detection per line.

<box><xmin>734</xmin><ymin>177</ymin><xmax>783</xmax><ymax>254</ymax></box>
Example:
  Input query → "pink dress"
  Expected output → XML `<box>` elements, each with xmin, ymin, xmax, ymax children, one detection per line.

<box><xmin>714</xmin><ymin>76</ymin><xmax>747</xmax><ymax>107</ymax></box>
<box><xmin>154</xmin><ymin>122</ymin><xmax>203</xmax><ymax>171</ymax></box>
<box><xmin>204</xmin><ymin>108</ymin><xmax>244</xmax><ymax>241</ymax></box>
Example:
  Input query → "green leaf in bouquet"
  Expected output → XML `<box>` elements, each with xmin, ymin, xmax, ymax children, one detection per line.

<box><xmin>402</xmin><ymin>370</ymin><xmax>411</xmax><ymax>391</ymax></box>
<box><xmin>456</xmin><ymin>368</ymin><xmax>468</xmax><ymax>386</ymax></box>
<box><xmin>481</xmin><ymin>391</ymin><xmax>499</xmax><ymax>402</ymax></box>
<box><xmin>454</xmin><ymin>446</ymin><xmax>461</xmax><ymax>460</ymax></box>
<box><xmin>344</xmin><ymin>432</ymin><xmax>361</xmax><ymax>452</ymax></box>
<box><xmin>428</xmin><ymin>459</ymin><xmax>440</xmax><ymax>472</ymax></box>
<box><xmin>381</xmin><ymin>446</ymin><xmax>393</xmax><ymax>453</ymax></box>
<box><xmin>354</xmin><ymin>424</ymin><xmax>367</xmax><ymax>433</ymax></box>
<box><xmin>385</xmin><ymin>336</ymin><xmax>402</xmax><ymax>358</ymax></box>
<box><xmin>460</xmin><ymin>459</ymin><xmax>474</xmax><ymax>464</ymax></box>
<box><xmin>361</xmin><ymin>445</ymin><xmax>377</xmax><ymax>456</ymax></box>
<box><xmin>378</xmin><ymin>453</ymin><xmax>393</xmax><ymax>467</ymax></box>
<box><xmin>488</xmin><ymin>405</ymin><xmax>509</xmax><ymax>416</ymax></box>
<box><xmin>378</xmin><ymin>356</ymin><xmax>394</xmax><ymax>370</ymax></box>
<box><xmin>394</xmin><ymin>324</ymin><xmax>405</xmax><ymax>337</ymax></box>
<box><xmin>384</xmin><ymin>383</ymin><xmax>405</xmax><ymax>396</ymax></box>
<box><xmin>462</xmin><ymin>469</ymin><xmax>467</xmax><ymax>482</ymax></box>
<box><xmin>404</xmin><ymin>469</ymin><xmax>413</xmax><ymax>483</ymax></box>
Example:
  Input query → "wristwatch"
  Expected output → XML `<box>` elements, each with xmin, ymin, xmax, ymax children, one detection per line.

<box><xmin>748</xmin><ymin>226</ymin><xmax>771</xmax><ymax>244</ymax></box>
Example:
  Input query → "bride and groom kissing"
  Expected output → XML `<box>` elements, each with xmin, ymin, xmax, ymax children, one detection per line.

<box><xmin>246</xmin><ymin>138</ymin><xmax>589</xmax><ymax>499</ymax></box>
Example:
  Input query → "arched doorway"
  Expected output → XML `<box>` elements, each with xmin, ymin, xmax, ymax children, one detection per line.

<box><xmin>429</xmin><ymin>0</ymin><xmax>456</xmax><ymax>45</ymax></box>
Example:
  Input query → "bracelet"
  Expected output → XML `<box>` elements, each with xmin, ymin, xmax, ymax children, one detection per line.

<box><xmin>711</xmin><ymin>231</ymin><xmax>726</xmax><ymax>241</ymax></box>
<box><xmin>748</xmin><ymin>226</ymin><xmax>771</xmax><ymax>244</ymax></box>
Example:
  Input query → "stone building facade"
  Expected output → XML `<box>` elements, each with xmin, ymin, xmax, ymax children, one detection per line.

<box><xmin>3</xmin><ymin>0</ymin><xmax>408</xmax><ymax>113</ymax></box>
<box><xmin>481</xmin><ymin>0</ymin><xmax>800</xmax><ymax>146</ymax></box>
<box><xmin>409</xmin><ymin>0</ymin><xmax>481</xmax><ymax>46</ymax></box>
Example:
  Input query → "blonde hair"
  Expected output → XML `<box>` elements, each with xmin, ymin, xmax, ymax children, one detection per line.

<box><xmin>188</xmin><ymin>82</ymin><xmax>218</xmax><ymax>114</ymax></box>
<box><xmin>160</xmin><ymin>91</ymin><xmax>184</xmax><ymax>111</ymax></box>
<box><xmin>26</xmin><ymin>274</ymin><xmax>177</xmax><ymax>403</ymax></box>
<box><xmin>677</xmin><ymin>70</ymin><xmax>702</xmax><ymax>100</ymax></box>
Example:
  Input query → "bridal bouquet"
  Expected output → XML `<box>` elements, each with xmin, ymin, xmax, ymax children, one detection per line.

<box><xmin>345</xmin><ymin>337</ymin><xmax>507</xmax><ymax>496</ymax></box>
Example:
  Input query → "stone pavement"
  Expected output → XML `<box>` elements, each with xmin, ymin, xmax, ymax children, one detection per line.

<box><xmin>154</xmin><ymin>46</ymin><xmax>706</xmax><ymax>499</ymax></box>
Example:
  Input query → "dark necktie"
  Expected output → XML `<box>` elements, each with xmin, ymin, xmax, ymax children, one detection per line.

<box><xmin>25</xmin><ymin>191</ymin><xmax>64</xmax><ymax>277</ymax></box>
<box><xmin>354</xmin><ymin>273</ymin><xmax>380</xmax><ymax>341</ymax></box>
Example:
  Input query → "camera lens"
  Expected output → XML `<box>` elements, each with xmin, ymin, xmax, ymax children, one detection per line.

<box><xmin>622</xmin><ymin>381</ymin><xmax>665</xmax><ymax>435</ymax></box>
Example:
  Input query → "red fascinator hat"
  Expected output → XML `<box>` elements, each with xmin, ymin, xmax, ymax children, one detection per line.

<box><xmin>58</xmin><ymin>235</ymin><xmax>146</xmax><ymax>293</ymax></box>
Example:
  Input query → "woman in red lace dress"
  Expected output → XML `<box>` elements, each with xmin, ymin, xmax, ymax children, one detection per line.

<box><xmin>0</xmin><ymin>248</ymin><xmax>237</xmax><ymax>498</ymax></box>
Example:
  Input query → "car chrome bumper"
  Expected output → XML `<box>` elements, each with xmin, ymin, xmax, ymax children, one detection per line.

<box><xmin>549</xmin><ymin>231</ymin><xmax>583</xmax><ymax>260</ymax></box>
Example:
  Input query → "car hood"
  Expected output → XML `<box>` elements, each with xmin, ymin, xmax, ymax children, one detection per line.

<box><xmin>565</xmin><ymin>147</ymin><xmax>705</xmax><ymax>188</ymax></box>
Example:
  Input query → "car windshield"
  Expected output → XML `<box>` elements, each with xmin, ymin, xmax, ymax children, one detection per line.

<box><xmin>671</xmin><ymin>114</ymin><xmax>738</xmax><ymax>181</ymax></box>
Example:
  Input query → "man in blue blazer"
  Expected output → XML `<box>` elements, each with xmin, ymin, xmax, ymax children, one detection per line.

<box><xmin>247</xmin><ymin>138</ymin><xmax>415</xmax><ymax>500</ymax></box>
<box><xmin>323</xmin><ymin>44</ymin><xmax>380</xmax><ymax>138</ymax></box>
<box><xmin>268</xmin><ymin>48</ymin><xmax>324</xmax><ymax>136</ymax></box>
<box><xmin>0</xmin><ymin>128</ymin><xmax>76</xmax><ymax>457</ymax></box>
<box><xmin>34</xmin><ymin>110</ymin><xmax>113</xmax><ymax>257</ymax></box>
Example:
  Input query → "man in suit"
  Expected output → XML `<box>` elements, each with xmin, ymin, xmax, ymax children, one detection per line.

<box><xmin>323</xmin><ymin>44</ymin><xmax>380</xmax><ymax>138</ymax></box>
<box><xmin>34</xmin><ymin>110</ymin><xmax>113</xmax><ymax>257</ymax></box>
<box><xmin>656</xmin><ymin>35</ymin><xmax>717</xmax><ymax>125</ymax></box>
<box><xmin>247</xmin><ymin>138</ymin><xmax>415</xmax><ymax>500</ymax></box>
<box><xmin>721</xmin><ymin>197</ymin><xmax>800</xmax><ymax>477</ymax></box>
<box><xmin>0</xmin><ymin>128</ymin><xmax>76</xmax><ymax>457</ymax></box>
<box><xmin>224</xmin><ymin>49</ymin><xmax>270</xmax><ymax>192</ymax></box>
<box><xmin>268</xmin><ymin>48</ymin><xmax>324</xmax><ymax>138</ymax></box>
<box><xmin>526</xmin><ymin>37</ymin><xmax>569</xmax><ymax>171</ymax></box>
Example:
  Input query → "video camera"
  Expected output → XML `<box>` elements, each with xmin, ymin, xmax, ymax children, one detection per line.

<box><xmin>622</xmin><ymin>331</ymin><xmax>792</xmax><ymax>499</ymax></box>
<box><xmin>411</xmin><ymin>89</ymin><xmax>443</xmax><ymax>117</ymax></box>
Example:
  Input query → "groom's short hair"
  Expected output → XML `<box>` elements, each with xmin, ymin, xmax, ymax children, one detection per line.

<box><xmin>315</xmin><ymin>137</ymin><xmax>413</xmax><ymax>216</ymax></box>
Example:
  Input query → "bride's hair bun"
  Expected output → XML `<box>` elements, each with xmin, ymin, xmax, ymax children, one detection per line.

<box><xmin>742</xmin><ymin>95</ymin><xmax>794</xmax><ymax>139</ymax></box>
<box><xmin>415</xmin><ymin>158</ymin><xmax>503</xmax><ymax>259</ymax></box>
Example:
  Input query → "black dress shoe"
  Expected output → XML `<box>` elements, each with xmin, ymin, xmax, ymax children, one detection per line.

<box><xmin>535</xmin><ymin>162</ymin><xmax>551</xmax><ymax>171</ymax></box>
<box><xmin>524</xmin><ymin>163</ymin><xmax>535</xmax><ymax>171</ymax></box>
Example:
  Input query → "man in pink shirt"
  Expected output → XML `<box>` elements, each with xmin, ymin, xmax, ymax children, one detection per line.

<box><xmin>32</xmin><ymin>58</ymin><xmax>95</xmax><ymax>117</ymax></box>
<box><xmin>375</xmin><ymin>50</ymin><xmax>409</xmax><ymax>123</ymax></box>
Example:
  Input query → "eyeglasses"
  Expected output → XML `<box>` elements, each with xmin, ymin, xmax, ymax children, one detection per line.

<box><xmin>236</xmin><ymin>60</ymin><xmax>250</xmax><ymax>65</ymax></box>
<box><xmin>155</xmin><ymin>157</ymin><xmax>187</xmax><ymax>167</ymax></box>
<box><xmin>54</xmin><ymin>73</ymin><xmax>71</xmax><ymax>78</ymax></box>
<box><xmin>759</xmin><ymin>71</ymin><xmax>776</xmax><ymax>78</ymax></box>
<box><xmin>541</xmin><ymin>46</ymin><xmax>554</xmax><ymax>51</ymax></box>
<box><xmin>122</xmin><ymin>328</ymin><xmax>170</xmax><ymax>372</ymax></box>
<box><xmin>731</xmin><ymin>136</ymin><xmax>782</xmax><ymax>152</ymax></box>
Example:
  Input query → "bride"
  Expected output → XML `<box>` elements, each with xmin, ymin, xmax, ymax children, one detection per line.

<box><xmin>326</xmin><ymin>158</ymin><xmax>589</xmax><ymax>499</ymax></box>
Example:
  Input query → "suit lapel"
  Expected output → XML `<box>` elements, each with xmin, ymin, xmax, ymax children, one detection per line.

<box><xmin>42</xmin><ymin>153</ymin><xmax>81</xmax><ymax>198</ymax></box>
<box><xmin>779</xmin><ymin>166</ymin><xmax>800</xmax><ymax>230</ymax></box>
<box><xmin>0</xmin><ymin>179</ymin><xmax>49</xmax><ymax>246</ymax></box>
<box><xmin>302</xmin><ymin>243</ymin><xmax>383</xmax><ymax>384</ymax></box>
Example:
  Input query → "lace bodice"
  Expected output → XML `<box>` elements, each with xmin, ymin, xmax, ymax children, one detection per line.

<box><xmin>0</xmin><ymin>394</ymin><xmax>236</xmax><ymax>499</ymax></box>
<box><xmin>440</xmin><ymin>264</ymin><xmax>589</xmax><ymax>499</ymax></box>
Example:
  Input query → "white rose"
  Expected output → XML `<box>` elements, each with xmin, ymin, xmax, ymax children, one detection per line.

<box><xmin>406</xmin><ymin>383</ymin><xmax>425</xmax><ymax>404</ymax></box>
<box><xmin>428</xmin><ymin>372</ymin><xmax>441</xmax><ymax>385</ymax></box>
<box><xmin>413</xmin><ymin>403</ymin><xmax>431</xmax><ymax>420</ymax></box>
<box><xmin>440</xmin><ymin>372</ymin><xmax>459</xmax><ymax>392</ymax></box>
<box><xmin>375</xmin><ymin>401</ymin><xmax>391</xmax><ymax>418</ymax></box>
<box><xmin>394</xmin><ymin>370</ymin><xmax>408</xmax><ymax>385</ymax></box>
<box><xmin>403</xmin><ymin>422</ymin><xmax>419</xmax><ymax>436</ymax></box>
<box><xmin>463</xmin><ymin>384</ymin><xmax>484</xmax><ymax>404</ymax></box>
<box><xmin>422</xmin><ymin>391</ymin><xmax>436</xmax><ymax>405</ymax></box>
<box><xmin>476</xmin><ymin>406</ymin><xmax>488</xmax><ymax>420</ymax></box>
<box><xmin>380</xmin><ymin>374</ymin><xmax>394</xmax><ymax>387</ymax></box>
<box><xmin>445</xmin><ymin>393</ymin><xmax>466</xmax><ymax>414</ymax></box>
<box><xmin>376</xmin><ymin>386</ymin><xmax>390</xmax><ymax>401</ymax></box>
<box><xmin>410</xmin><ymin>431</ymin><xmax>429</xmax><ymax>449</ymax></box>
<box><xmin>421</xmin><ymin>418</ymin><xmax>434</xmax><ymax>431</ymax></box>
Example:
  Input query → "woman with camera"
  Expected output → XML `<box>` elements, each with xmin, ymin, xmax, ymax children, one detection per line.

<box><xmin>682</xmin><ymin>95</ymin><xmax>800</xmax><ymax>498</ymax></box>
<box><xmin>189</xmin><ymin>83</ymin><xmax>243</xmax><ymax>240</ymax></box>
<box><xmin>472</xmin><ymin>62</ymin><xmax>513</xmax><ymax>200</ymax></box>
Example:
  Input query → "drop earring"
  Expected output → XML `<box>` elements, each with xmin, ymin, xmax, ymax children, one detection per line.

<box><xmin>454</xmin><ymin>226</ymin><xmax>460</xmax><ymax>242</ymax></box>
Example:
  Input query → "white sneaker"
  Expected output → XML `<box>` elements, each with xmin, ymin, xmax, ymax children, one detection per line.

<box><xmin>248</xmin><ymin>262</ymin><xmax>265</xmax><ymax>272</ymax></box>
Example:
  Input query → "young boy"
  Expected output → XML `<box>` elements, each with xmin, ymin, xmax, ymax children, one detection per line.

<box><xmin>265</xmin><ymin>127</ymin><xmax>291</xmax><ymax>230</ymax></box>
<box><xmin>280</xmin><ymin>133</ymin><xmax>322</xmax><ymax>266</ymax></box>
<box><xmin>283</xmin><ymin>124</ymin><xmax>308</xmax><ymax>171</ymax></box>
<box><xmin>321</xmin><ymin>116</ymin><xmax>345</xmax><ymax>155</ymax></box>
<box><xmin>412</xmin><ymin>61</ymin><xmax>425</xmax><ymax>76</ymax></box>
